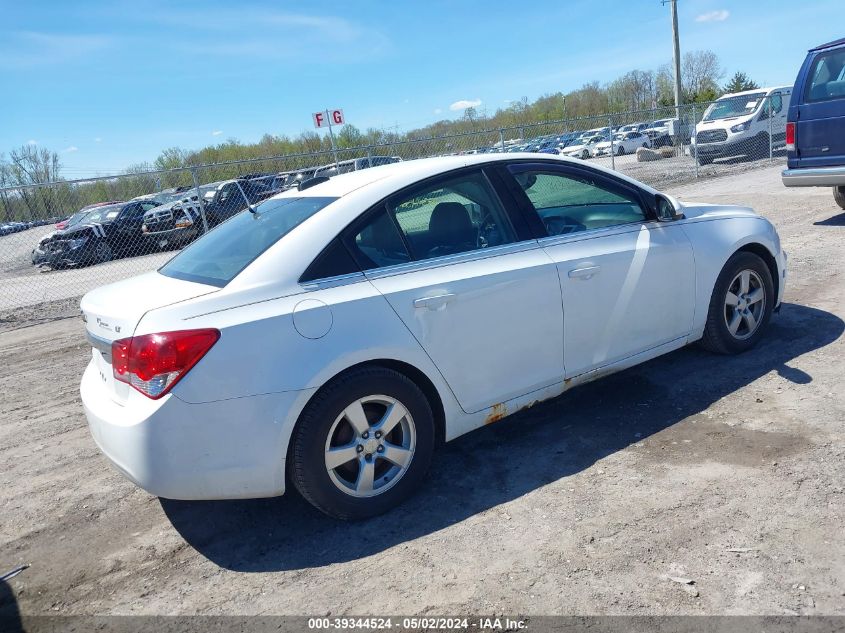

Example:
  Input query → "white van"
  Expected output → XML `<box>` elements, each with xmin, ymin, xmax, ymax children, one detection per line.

<box><xmin>692</xmin><ymin>86</ymin><xmax>792</xmax><ymax>164</ymax></box>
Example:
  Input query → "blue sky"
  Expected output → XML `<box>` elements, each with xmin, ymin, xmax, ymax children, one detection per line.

<box><xmin>1</xmin><ymin>0</ymin><xmax>840</xmax><ymax>177</ymax></box>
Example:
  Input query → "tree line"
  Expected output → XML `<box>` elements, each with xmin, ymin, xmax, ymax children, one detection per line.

<box><xmin>1</xmin><ymin>50</ymin><xmax>760</xmax><ymax>223</ymax></box>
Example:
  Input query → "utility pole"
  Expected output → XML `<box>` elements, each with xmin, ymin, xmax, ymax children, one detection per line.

<box><xmin>665</xmin><ymin>0</ymin><xmax>683</xmax><ymax>117</ymax></box>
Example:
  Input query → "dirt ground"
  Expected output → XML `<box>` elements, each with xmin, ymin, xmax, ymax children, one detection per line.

<box><xmin>1</xmin><ymin>164</ymin><xmax>843</xmax><ymax>617</ymax></box>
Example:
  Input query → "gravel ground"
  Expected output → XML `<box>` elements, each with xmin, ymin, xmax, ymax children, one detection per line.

<box><xmin>1</xmin><ymin>164</ymin><xmax>843</xmax><ymax>618</ymax></box>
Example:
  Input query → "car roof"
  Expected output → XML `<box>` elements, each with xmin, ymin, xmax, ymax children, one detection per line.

<box><xmin>810</xmin><ymin>37</ymin><xmax>845</xmax><ymax>52</ymax></box>
<box><xmin>270</xmin><ymin>154</ymin><xmax>658</xmax><ymax>200</ymax></box>
<box><xmin>718</xmin><ymin>86</ymin><xmax>791</xmax><ymax>98</ymax></box>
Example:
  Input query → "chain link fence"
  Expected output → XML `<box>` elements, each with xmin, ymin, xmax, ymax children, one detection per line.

<box><xmin>0</xmin><ymin>96</ymin><xmax>788</xmax><ymax>330</ymax></box>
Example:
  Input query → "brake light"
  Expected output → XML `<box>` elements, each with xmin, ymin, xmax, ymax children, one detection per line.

<box><xmin>112</xmin><ymin>329</ymin><xmax>220</xmax><ymax>399</ymax></box>
<box><xmin>785</xmin><ymin>122</ymin><xmax>795</xmax><ymax>151</ymax></box>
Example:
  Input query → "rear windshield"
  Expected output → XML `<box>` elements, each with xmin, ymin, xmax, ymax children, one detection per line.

<box><xmin>159</xmin><ymin>196</ymin><xmax>337</xmax><ymax>287</ymax></box>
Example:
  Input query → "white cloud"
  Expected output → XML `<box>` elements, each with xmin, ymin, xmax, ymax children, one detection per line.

<box><xmin>212</xmin><ymin>130</ymin><xmax>223</xmax><ymax>136</ymax></box>
<box><xmin>62</xmin><ymin>146</ymin><xmax>78</xmax><ymax>153</ymax></box>
<box><xmin>449</xmin><ymin>98</ymin><xmax>482</xmax><ymax>111</ymax></box>
<box><xmin>695</xmin><ymin>10</ymin><xmax>729</xmax><ymax>22</ymax></box>
<box><xmin>94</xmin><ymin>137</ymin><xmax>102</xmax><ymax>143</ymax></box>
<box><xmin>26</xmin><ymin>139</ymin><xmax>38</xmax><ymax>145</ymax></box>
<box><xmin>0</xmin><ymin>32</ymin><xmax>113</xmax><ymax>70</ymax></box>
<box><xmin>433</xmin><ymin>108</ymin><xmax>442</xmax><ymax>115</ymax></box>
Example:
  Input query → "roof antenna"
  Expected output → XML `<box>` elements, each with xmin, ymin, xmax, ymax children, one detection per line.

<box><xmin>234</xmin><ymin>180</ymin><xmax>258</xmax><ymax>215</ymax></box>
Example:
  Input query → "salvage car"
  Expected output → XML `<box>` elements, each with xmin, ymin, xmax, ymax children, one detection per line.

<box><xmin>593</xmin><ymin>131</ymin><xmax>651</xmax><ymax>156</ymax></box>
<box><xmin>203</xmin><ymin>177</ymin><xmax>277</xmax><ymax>226</ymax></box>
<box><xmin>564</xmin><ymin>134</ymin><xmax>606</xmax><ymax>159</ymax></box>
<box><xmin>142</xmin><ymin>183</ymin><xmax>220</xmax><ymax>250</ymax></box>
<box><xmin>38</xmin><ymin>200</ymin><xmax>159</xmax><ymax>268</ymax></box>
<box><xmin>80</xmin><ymin>155</ymin><xmax>786</xmax><ymax>519</ymax></box>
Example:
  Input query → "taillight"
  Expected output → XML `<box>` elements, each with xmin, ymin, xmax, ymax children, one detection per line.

<box><xmin>785</xmin><ymin>122</ymin><xmax>795</xmax><ymax>151</ymax></box>
<box><xmin>112</xmin><ymin>329</ymin><xmax>220</xmax><ymax>399</ymax></box>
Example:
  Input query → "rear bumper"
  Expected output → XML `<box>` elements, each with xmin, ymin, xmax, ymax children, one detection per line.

<box><xmin>81</xmin><ymin>359</ymin><xmax>314</xmax><ymax>500</ymax></box>
<box><xmin>782</xmin><ymin>166</ymin><xmax>845</xmax><ymax>187</ymax></box>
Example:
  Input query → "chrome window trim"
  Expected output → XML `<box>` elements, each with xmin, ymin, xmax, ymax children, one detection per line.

<box><xmin>535</xmin><ymin>219</ymin><xmax>664</xmax><ymax>248</ymax></box>
<box><xmin>299</xmin><ymin>271</ymin><xmax>367</xmax><ymax>291</ymax></box>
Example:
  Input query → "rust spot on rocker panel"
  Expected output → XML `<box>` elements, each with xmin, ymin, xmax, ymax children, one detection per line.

<box><xmin>485</xmin><ymin>402</ymin><xmax>508</xmax><ymax>424</ymax></box>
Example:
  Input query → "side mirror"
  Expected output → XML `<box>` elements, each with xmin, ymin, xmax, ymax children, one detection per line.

<box><xmin>655</xmin><ymin>194</ymin><xmax>683</xmax><ymax>221</ymax></box>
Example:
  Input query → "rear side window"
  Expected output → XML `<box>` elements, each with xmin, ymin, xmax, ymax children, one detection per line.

<box><xmin>805</xmin><ymin>48</ymin><xmax>845</xmax><ymax>102</ymax></box>
<box><xmin>160</xmin><ymin>196</ymin><xmax>337</xmax><ymax>287</ymax></box>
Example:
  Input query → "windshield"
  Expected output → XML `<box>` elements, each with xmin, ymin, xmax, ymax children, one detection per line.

<box><xmin>159</xmin><ymin>196</ymin><xmax>338</xmax><ymax>287</ymax></box>
<box><xmin>703</xmin><ymin>92</ymin><xmax>766</xmax><ymax>121</ymax></box>
<box><xmin>86</xmin><ymin>204</ymin><xmax>123</xmax><ymax>223</ymax></box>
<box><xmin>65</xmin><ymin>210</ymin><xmax>89</xmax><ymax>227</ymax></box>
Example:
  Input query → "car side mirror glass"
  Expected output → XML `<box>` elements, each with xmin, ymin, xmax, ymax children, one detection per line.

<box><xmin>655</xmin><ymin>194</ymin><xmax>682</xmax><ymax>221</ymax></box>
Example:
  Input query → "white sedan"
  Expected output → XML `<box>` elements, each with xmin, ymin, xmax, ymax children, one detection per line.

<box><xmin>80</xmin><ymin>155</ymin><xmax>786</xmax><ymax>519</ymax></box>
<box><xmin>564</xmin><ymin>135</ymin><xmax>606</xmax><ymax>159</ymax></box>
<box><xmin>594</xmin><ymin>131</ymin><xmax>651</xmax><ymax>156</ymax></box>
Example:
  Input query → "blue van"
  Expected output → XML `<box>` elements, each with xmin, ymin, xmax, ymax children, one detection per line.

<box><xmin>781</xmin><ymin>37</ymin><xmax>845</xmax><ymax>209</ymax></box>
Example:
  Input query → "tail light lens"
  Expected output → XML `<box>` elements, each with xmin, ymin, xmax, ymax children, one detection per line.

<box><xmin>112</xmin><ymin>329</ymin><xmax>220</xmax><ymax>399</ymax></box>
<box><xmin>785</xmin><ymin>122</ymin><xmax>795</xmax><ymax>151</ymax></box>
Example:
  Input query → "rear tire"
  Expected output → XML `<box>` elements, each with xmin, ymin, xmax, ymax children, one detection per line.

<box><xmin>700</xmin><ymin>251</ymin><xmax>774</xmax><ymax>355</ymax></box>
<box><xmin>834</xmin><ymin>186</ymin><xmax>845</xmax><ymax>211</ymax></box>
<box><xmin>291</xmin><ymin>366</ymin><xmax>435</xmax><ymax>520</ymax></box>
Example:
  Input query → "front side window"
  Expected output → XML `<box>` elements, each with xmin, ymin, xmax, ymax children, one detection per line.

<box><xmin>510</xmin><ymin>169</ymin><xmax>647</xmax><ymax>236</ymax></box>
<box><xmin>388</xmin><ymin>170</ymin><xmax>516</xmax><ymax>261</ymax></box>
<box><xmin>805</xmin><ymin>48</ymin><xmax>845</xmax><ymax>102</ymax></box>
<box><xmin>160</xmin><ymin>196</ymin><xmax>337</xmax><ymax>287</ymax></box>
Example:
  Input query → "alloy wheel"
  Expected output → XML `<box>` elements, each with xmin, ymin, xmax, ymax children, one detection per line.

<box><xmin>324</xmin><ymin>395</ymin><xmax>416</xmax><ymax>498</ymax></box>
<box><xmin>723</xmin><ymin>269</ymin><xmax>766</xmax><ymax>340</ymax></box>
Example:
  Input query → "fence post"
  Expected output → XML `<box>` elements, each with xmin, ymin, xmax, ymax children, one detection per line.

<box><xmin>499</xmin><ymin>129</ymin><xmax>505</xmax><ymax>152</ymax></box>
<box><xmin>768</xmin><ymin>96</ymin><xmax>773</xmax><ymax>162</ymax></box>
<box><xmin>692</xmin><ymin>103</ymin><xmax>698</xmax><ymax>179</ymax></box>
<box><xmin>190</xmin><ymin>167</ymin><xmax>209</xmax><ymax>234</ymax></box>
<box><xmin>366</xmin><ymin>145</ymin><xmax>372</xmax><ymax>168</ymax></box>
<box><xmin>609</xmin><ymin>117</ymin><xmax>615</xmax><ymax>171</ymax></box>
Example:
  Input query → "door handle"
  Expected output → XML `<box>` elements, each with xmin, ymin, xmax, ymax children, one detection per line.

<box><xmin>568</xmin><ymin>265</ymin><xmax>601</xmax><ymax>280</ymax></box>
<box><xmin>413</xmin><ymin>293</ymin><xmax>456</xmax><ymax>309</ymax></box>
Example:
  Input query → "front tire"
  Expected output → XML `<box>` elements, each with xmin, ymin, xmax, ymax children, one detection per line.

<box><xmin>290</xmin><ymin>366</ymin><xmax>435</xmax><ymax>520</ymax></box>
<box><xmin>92</xmin><ymin>240</ymin><xmax>113</xmax><ymax>264</ymax></box>
<box><xmin>834</xmin><ymin>186</ymin><xmax>845</xmax><ymax>211</ymax></box>
<box><xmin>700</xmin><ymin>252</ymin><xmax>774</xmax><ymax>355</ymax></box>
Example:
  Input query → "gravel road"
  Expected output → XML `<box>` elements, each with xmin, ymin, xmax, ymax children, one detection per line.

<box><xmin>1</xmin><ymin>164</ymin><xmax>843</xmax><ymax>617</ymax></box>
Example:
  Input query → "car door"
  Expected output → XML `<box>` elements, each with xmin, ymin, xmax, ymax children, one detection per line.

<box><xmin>503</xmin><ymin>162</ymin><xmax>695</xmax><ymax>379</ymax></box>
<box><xmin>345</xmin><ymin>167</ymin><xmax>565</xmax><ymax>414</ymax></box>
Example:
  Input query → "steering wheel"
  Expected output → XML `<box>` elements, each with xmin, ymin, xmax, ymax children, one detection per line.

<box><xmin>543</xmin><ymin>215</ymin><xmax>585</xmax><ymax>236</ymax></box>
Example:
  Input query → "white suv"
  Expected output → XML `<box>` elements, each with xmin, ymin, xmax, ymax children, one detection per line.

<box><xmin>692</xmin><ymin>86</ymin><xmax>792</xmax><ymax>165</ymax></box>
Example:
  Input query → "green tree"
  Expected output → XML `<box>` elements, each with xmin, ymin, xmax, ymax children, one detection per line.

<box><xmin>723</xmin><ymin>71</ymin><xmax>760</xmax><ymax>94</ymax></box>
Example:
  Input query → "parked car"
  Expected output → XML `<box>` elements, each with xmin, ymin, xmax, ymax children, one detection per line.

<box><xmin>313</xmin><ymin>156</ymin><xmax>401</xmax><ymax>178</ymax></box>
<box><xmin>0</xmin><ymin>222</ymin><xmax>29</xmax><ymax>236</ymax></box>
<box><xmin>692</xmin><ymin>86</ymin><xmax>792</xmax><ymax>165</ymax></box>
<box><xmin>781</xmin><ymin>37</ymin><xmax>845</xmax><ymax>209</ymax></box>
<box><xmin>203</xmin><ymin>177</ymin><xmax>277</xmax><ymax>226</ymax></box>
<box><xmin>564</xmin><ymin>134</ymin><xmax>607</xmax><ymax>159</ymax></box>
<box><xmin>33</xmin><ymin>205</ymin><xmax>109</xmax><ymax>265</ymax></box>
<box><xmin>55</xmin><ymin>202</ymin><xmax>121</xmax><ymax>231</ymax></box>
<box><xmin>617</xmin><ymin>122</ymin><xmax>651</xmax><ymax>134</ymax></box>
<box><xmin>80</xmin><ymin>154</ymin><xmax>786</xmax><ymax>519</ymax></box>
<box><xmin>35</xmin><ymin>200</ymin><xmax>160</xmax><ymax>268</ymax></box>
<box><xmin>142</xmin><ymin>184</ymin><xmax>220</xmax><ymax>250</ymax></box>
<box><xmin>594</xmin><ymin>131</ymin><xmax>651</xmax><ymax>156</ymax></box>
